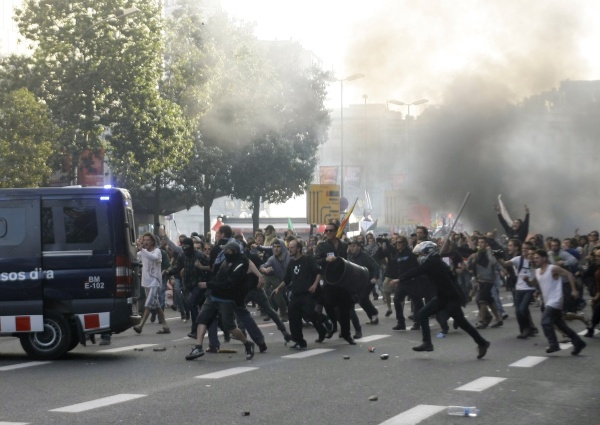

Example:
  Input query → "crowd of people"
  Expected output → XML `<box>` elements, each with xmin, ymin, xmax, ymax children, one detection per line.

<box><xmin>123</xmin><ymin>205</ymin><xmax>600</xmax><ymax>361</ymax></box>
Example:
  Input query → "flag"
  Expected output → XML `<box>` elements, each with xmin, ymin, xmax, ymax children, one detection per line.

<box><xmin>497</xmin><ymin>195</ymin><xmax>513</xmax><ymax>224</ymax></box>
<box><xmin>288</xmin><ymin>218</ymin><xmax>295</xmax><ymax>234</ymax></box>
<box><xmin>366</xmin><ymin>218</ymin><xmax>378</xmax><ymax>233</ymax></box>
<box><xmin>337</xmin><ymin>198</ymin><xmax>358</xmax><ymax>238</ymax></box>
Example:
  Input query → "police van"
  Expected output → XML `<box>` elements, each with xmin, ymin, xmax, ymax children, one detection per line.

<box><xmin>0</xmin><ymin>186</ymin><xmax>140</xmax><ymax>359</ymax></box>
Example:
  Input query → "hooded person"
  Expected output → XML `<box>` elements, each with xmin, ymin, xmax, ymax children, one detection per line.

<box><xmin>260</xmin><ymin>238</ymin><xmax>290</xmax><ymax>321</ymax></box>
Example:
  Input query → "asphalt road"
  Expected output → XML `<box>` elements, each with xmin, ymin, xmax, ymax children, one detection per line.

<box><xmin>1</xmin><ymin>295</ymin><xmax>598</xmax><ymax>425</ymax></box>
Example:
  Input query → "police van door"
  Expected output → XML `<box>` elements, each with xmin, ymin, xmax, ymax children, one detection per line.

<box><xmin>0</xmin><ymin>196</ymin><xmax>44</xmax><ymax>332</ymax></box>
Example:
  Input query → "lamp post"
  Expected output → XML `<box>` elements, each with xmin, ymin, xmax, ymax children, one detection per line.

<box><xmin>334</xmin><ymin>73</ymin><xmax>365</xmax><ymax>200</ymax></box>
<box><xmin>387</xmin><ymin>98</ymin><xmax>429</xmax><ymax>118</ymax></box>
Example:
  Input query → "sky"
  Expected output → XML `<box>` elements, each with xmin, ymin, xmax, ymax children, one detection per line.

<box><xmin>220</xmin><ymin>0</ymin><xmax>600</xmax><ymax>234</ymax></box>
<box><xmin>220</xmin><ymin>0</ymin><xmax>600</xmax><ymax>110</ymax></box>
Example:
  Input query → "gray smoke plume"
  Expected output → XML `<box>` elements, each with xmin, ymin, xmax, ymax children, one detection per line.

<box><xmin>342</xmin><ymin>0</ymin><xmax>600</xmax><ymax>237</ymax></box>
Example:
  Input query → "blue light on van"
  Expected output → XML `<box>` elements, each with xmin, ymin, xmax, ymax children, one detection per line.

<box><xmin>100</xmin><ymin>196</ymin><xmax>110</xmax><ymax>201</ymax></box>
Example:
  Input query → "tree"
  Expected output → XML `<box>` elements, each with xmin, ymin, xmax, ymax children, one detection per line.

<box><xmin>0</xmin><ymin>88</ymin><xmax>60</xmax><ymax>187</ymax></box>
<box><xmin>14</xmin><ymin>0</ymin><xmax>164</xmax><ymax>184</ymax></box>
<box><xmin>230</xmin><ymin>43</ymin><xmax>331</xmax><ymax>231</ymax></box>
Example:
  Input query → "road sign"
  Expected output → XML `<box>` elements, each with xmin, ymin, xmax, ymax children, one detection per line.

<box><xmin>307</xmin><ymin>184</ymin><xmax>340</xmax><ymax>225</ymax></box>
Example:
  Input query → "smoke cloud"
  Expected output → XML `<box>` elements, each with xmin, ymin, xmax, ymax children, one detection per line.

<box><xmin>342</xmin><ymin>0</ymin><xmax>600</xmax><ymax>237</ymax></box>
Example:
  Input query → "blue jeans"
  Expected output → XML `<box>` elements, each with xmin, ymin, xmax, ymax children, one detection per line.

<box><xmin>491</xmin><ymin>279</ymin><xmax>506</xmax><ymax>315</ymax></box>
<box><xmin>514</xmin><ymin>290</ymin><xmax>535</xmax><ymax>333</ymax></box>
<box><xmin>172</xmin><ymin>278</ymin><xmax>188</xmax><ymax>318</ymax></box>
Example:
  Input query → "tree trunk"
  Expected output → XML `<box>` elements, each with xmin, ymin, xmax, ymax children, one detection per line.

<box><xmin>251</xmin><ymin>194</ymin><xmax>261</xmax><ymax>233</ymax></box>
<box><xmin>203</xmin><ymin>199</ymin><xmax>213</xmax><ymax>237</ymax></box>
<box><xmin>153</xmin><ymin>176</ymin><xmax>161</xmax><ymax>235</ymax></box>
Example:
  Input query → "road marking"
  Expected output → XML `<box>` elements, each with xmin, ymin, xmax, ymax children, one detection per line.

<box><xmin>282</xmin><ymin>348</ymin><xmax>335</xmax><ymax>359</ymax></box>
<box><xmin>359</xmin><ymin>334</ymin><xmax>391</xmax><ymax>343</ymax></box>
<box><xmin>99</xmin><ymin>344</ymin><xmax>157</xmax><ymax>353</ymax></box>
<box><xmin>0</xmin><ymin>361</ymin><xmax>52</xmax><ymax>372</ymax></box>
<box><xmin>0</xmin><ymin>422</ymin><xmax>30</xmax><ymax>425</ymax></box>
<box><xmin>49</xmin><ymin>394</ymin><xmax>146</xmax><ymax>413</ymax></box>
<box><xmin>455</xmin><ymin>376</ymin><xmax>506</xmax><ymax>392</ymax></box>
<box><xmin>509</xmin><ymin>356</ymin><xmax>548</xmax><ymax>368</ymax></box>
<box><xmin>379</xmin><ymin>404</ymin><xmax>446</xmax><ymax>424</ymax></box>
<box><xmin>195</xmin><ymin>367</ymin><xmax>258</xmax><ymax>379</ymax></box>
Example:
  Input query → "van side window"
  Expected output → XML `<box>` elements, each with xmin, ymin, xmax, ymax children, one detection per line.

<box><xmin>42</xmin><ymin>198</ymin><xmax>110</xmax><ymax>252</ymax></box>
<box><xmin>64</xmin><ymin>207</ymin><xmax>98</xmax><ymax>243</ymax></box>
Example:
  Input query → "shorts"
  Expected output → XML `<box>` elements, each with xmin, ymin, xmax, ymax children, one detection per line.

<box><xmin>196</xmin><ymin>297</ymin><xmax>237</xmax><ymax>331</ymax></box>
<box><xmin>383</xmin><ymin>277</ymin><xmax>394</xmax><ymax>295</ymax></box>
<box><xmin>476</xmin><ymin>280</ymin><xmax>493</xmax><ymax>305</ymax></box>
<box><xmin>144</xmin><ymin>286</ymin><xmax>160</xmax><ymax>309</ymax></box>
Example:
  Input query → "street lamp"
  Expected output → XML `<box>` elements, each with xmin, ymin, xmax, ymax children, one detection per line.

<box><xmin>387</xmin><ymin>98</ymin><xmax>429</xmax><ymax>118</ymax></box>
<box><xmin>331</xmin><ymin>73</ymin><xmax>365</xmax><ymax>200</ymax></box>
<box><xmin>85</xmin><ymin>6</ymin><xmax>141</xmax><ymax>34</ymax></box>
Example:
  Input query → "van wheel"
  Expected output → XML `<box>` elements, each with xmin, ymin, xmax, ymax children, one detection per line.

<box><xmin>19</xmin><ymin>311</ymin><xmax>71</xmax><ymax>360</ymax></box>
<box><xmin>66</xmin><ymin>325</ymin><xmax>81</xmax><ymax>352</ymax></box>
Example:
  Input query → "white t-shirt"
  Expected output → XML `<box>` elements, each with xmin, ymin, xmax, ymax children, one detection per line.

<box><xmin>535</xmin><ymin>265</ymin><xmax>563</xmax><ymax>310</ymax></box>
<box><xmin>138</xmin><ymin>247</ymin><xmax>162</xmax><ymax>288</ymax></box>
<box><xmin>509</xmin><ymin>256</ymin><xmax>535</xmax><ymax>291</ymax></box>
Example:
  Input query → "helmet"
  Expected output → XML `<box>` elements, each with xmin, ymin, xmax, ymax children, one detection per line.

<box><xmin>412</xmin><ymin>241</ymin><xmax>438</xmax><ymax>264</ymax></box>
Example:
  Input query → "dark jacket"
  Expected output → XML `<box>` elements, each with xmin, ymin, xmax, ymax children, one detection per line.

<box><xmin>498</xmin><ymin>213</ymin><xmax>530</xmax><ymax>243</ymax></box>
<box><xmin>347</xmin><ymin>250</ymin><xmax>380</xmax><ymax>280</ymax></box>
<box><xmin>315</xmin><ymin>238</ymin><xmax>348</xmax><ymax>269</ymax></box>
<box><xmin>207</xmin><ymin>254</ymin><xmax>249</xmax><ymax>304</ymax></box>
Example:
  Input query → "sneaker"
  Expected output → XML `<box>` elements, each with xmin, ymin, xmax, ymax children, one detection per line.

<box><xmin>546</xmin><ymin>346</ymin><xmax>560</xmax><ymax>354</ymax></box>
<box><xmin>245</xmin><ymin>341</ymin><xmax>255</xmax><ymax>360</ymax></box>
<box><xmin>187</xmin><ymin>332</ymin><xmax>197</xmax><ymax>339</ymax></box>
<box><xmin>410</xmin><ymin>324</ymin><xmax>421</xmax><ymax>331</ymax></box>
<box><xmin>206</xmin><ymin>346</ymin><xmax>219</xmax><ymax>353</ymax></box>
<box><xmin>393</xmin><ymin>324</ymin><xmax>406</xmax><ymax>331</ymax></box>
<box><xmin>185</xmin><ymin>346</ymin><xmax>205</xmax><ymax>360</ymax></box>
<box><xmin>412</xmin><ymin>343</ymin><xmax>434</xmax><ymax>352</ymax></box>
<box><xmin>385</xmin><ymin>310</ymin><xmax>393</xmax><ymax>317</ymax></box>
<box><xmin>502</xmin><ymin>313</ymin><xmax>509</xmax><ymax>320</ymax></box>
<box><xmin>585</xmin><ymin>328</ymin><xmax>594</xmax><ymax>338</ymax></box>
<box><xmin>133</xmin><ymin>325</ymin><xmax>142</xmax><ymax>334</ymax></box>
<box><xmin>517</xmin><ymin>330</ymin><xmax>529</xmax><ymax>339</ymax></box>
<box><xmin>289</xmin><ymin>342</ymin><xmax>307</xmax><ymax>350</ymax></box>
<box><xmin>156</xmin><ymin>328</ymin><xmax>171</xmax><ymax>334</ymax></box>
<box><xmin>99</xmin><ymin>339</ymin><xmax>111</xmax><ymax>346</ymax></box>
<box><xmin>572</xmin><ymin>340</ymin><xmax>586</xmax><ymax>355</ymax></box>
<box><xmin>477</xmin><ymin>341</ymin><xmax>491</xmax><ymax>359</ymax></box>
<box><xmin>150</xmin><ymin>312</ymin><xmax>156</xmax><ymax>323</ymax></box>
<box><xmin>475</xmin><ymin>323</ymin><xmax>487</xmax><ymax>330</ymax></box>
<box><xmin>283</xmin><ymin>332</ymin><xmax>292</xmax><ymax>343</ymax></box>
<box><xmin>263</xmin><ymin>316</ymin><xmax>271</xmax><ymax>322</ymax></box>
<box><xmin>258</xmin><ymin>342</ymin><xmax>268</xmax><ymax>353</ymax></box>
<box><xmin>343</xmin><ymin>335</ymin><xmax>357</xmax><ymax>345</ymax></box>
<box><xmin>353</xmin><ymin>330</ymin><xmax>363</xmax><ymax>339</ymax></box>
<box><xmin>490</xmin><ymin>320</ymin><xmax>503</xmax><ymax>328</ymax></box>
<box><xmin>366</xmin><ymin>317</ymin><xmax>379</xmax><ymax>325</ymax></box>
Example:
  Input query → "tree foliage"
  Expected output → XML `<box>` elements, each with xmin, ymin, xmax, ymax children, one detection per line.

<box><xmin>0</xmin><ymin>88</ymin><xmax>60</xmax><ymax>187</ymax></box>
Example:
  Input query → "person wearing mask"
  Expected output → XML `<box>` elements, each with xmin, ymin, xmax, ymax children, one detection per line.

<box><xmin>186</xmin><ymin>242</ymin><xmax>255</xmax><ymax>361</ymax></box>
<box><xmin>133</xmin><ymin>233</ymin><xmax>171</xmax><ymax>335</ymax></box>
<box><xmin>398</xmin><ymin>241</ymin><xmax>490</xmax><ymax>359</ymax></box>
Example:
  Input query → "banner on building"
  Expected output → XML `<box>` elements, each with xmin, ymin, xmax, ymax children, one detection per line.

<box><xmin>344</xmin><ymin>165</ymin><xmax>362</xmax><ymax>188</ymax></box>
<box><xmin>319</xmin><ymin>166</ymin><xmax>339</xmax><ymax>185</ymax></box>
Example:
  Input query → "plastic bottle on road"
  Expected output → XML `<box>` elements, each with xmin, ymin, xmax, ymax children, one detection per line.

<box><xmin>447</xmin><ymin>406</ymin><xmax>480</xmax><ymax>417</ymax></box>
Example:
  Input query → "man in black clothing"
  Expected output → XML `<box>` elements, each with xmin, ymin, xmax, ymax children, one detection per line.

<box><xmin>315</xmin><ymin>222</ymin><xmax>356</xmax><ymax>345</ymax></box>
<box><xmin>347</xmin><ymin>237</ymin><xmax>379</xmax><ymax>326</ymax></box>
<box><xmin>398</xmin><ymin>241</ymin><xmax>491</xmax><ymax>359</ymax></box>
<box><xmin>273</xmin><ymin>239</ymin><xmax>332</xmax><ymax>349</ymax></box>
<box><xmin>494</xmin><ymin>204</ymin><xmax>530</xmax><ymax>243</ymax></box>
<box><xmin>186</xmin><ymin>242</ymin><xmax>255</xmax><ymax>361</ymax></box>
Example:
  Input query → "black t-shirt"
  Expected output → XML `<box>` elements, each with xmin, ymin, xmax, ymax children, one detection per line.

<box><xmin>284</xmin><ymin>255</ymin><xmax>322</xmax><ymax>295</ymax></box>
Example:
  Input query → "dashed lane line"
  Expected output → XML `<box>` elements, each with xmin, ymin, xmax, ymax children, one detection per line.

<box><xmin>358</xmin><ymin>334</ymin><xmax>391</xmax><ymax>343</ymax></box>
<box><xmin>0</xmin><ymin>361</ymin><xmax>52</xmax><ymax>372</ymax></box>
<box><xmin>378</xmin><ymin>405</ymin><xmax>446</xmax><ymax>425</ymax></box>
<box><xmin>282</xmin><ymin>348</ymin><xmax>335</xmax><ymax>359</ymax></box>
<box><xmin>194</xmin><ymin>367</ymin><xmax>258</xmax><ymax>379</ymax></box>
<box><xmin>49</xmin><ymin>394</ymin><xmax>147</xmax><ymax>413</ymax></box>
<box><xmin>98</xmin><ymin>344</ymin><xmax>157</xmax><ymax>353</ymax></box>
<box><xmin>455</xmin><ymin>376</ymin><xmax>506</xmax><ymax>392</ymax></box>
<box><xmin>509</xmin><ymin>356</ymin><xmax>548</xmax><ymax>367</ymax></box>
<box><xmin>0</xmin><ymin>422</ymin><xmax>30</xmax><ymax>425</ymax></box>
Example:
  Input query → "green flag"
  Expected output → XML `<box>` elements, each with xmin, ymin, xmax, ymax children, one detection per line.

<box><xmin>288</xmin><ymin>218</ymin><xmax>295</xmax><ymax>233</ymax></box>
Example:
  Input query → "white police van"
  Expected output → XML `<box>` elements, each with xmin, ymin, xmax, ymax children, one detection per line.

<box><xmin>0</xmin><ymin>187</ymin><xmax>140</xmax><ymax>359</ymax></box>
